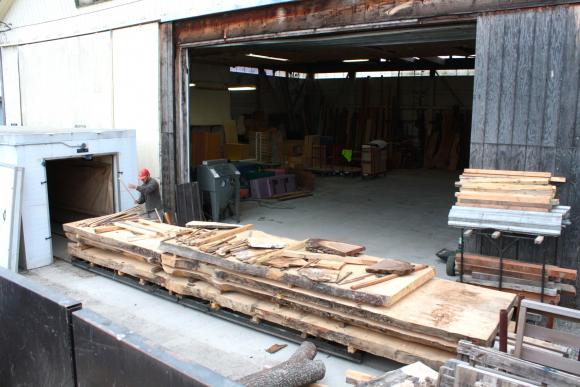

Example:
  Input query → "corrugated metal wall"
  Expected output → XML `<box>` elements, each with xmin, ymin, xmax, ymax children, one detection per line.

<box><xmin>470</xmin><ymin>5</ymin><xmax>580</xmax><ymax>284</ymax></box>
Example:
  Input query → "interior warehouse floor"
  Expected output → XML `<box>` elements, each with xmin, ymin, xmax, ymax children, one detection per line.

<box><xmin>23</xmin><ymin>169</ymin><xmax>459</xmax><ymax>386</ymax></box>
<box><xmin>241</xmin><ymin>168</ymin><xmax>459</xmax><ymax>281</ymax></box>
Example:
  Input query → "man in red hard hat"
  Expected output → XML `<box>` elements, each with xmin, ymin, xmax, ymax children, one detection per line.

<box><xmin>128</xmin><ymin>168</ymin><xmax>163</xmax><ymax>219</ymax></box>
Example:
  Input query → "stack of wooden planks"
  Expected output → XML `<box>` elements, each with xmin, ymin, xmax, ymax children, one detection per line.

<box><xmin>455</xmin><ymin>169</ymin><xmax>565</xmax><ymax>212</ymax></box>
<box><xmin>449</xmin><ymin>169</ymin><xmax>571</xmax><ymax>236</ymax></box>
<box><xmin>455</xmin><ymin>253</ymin><xmax>577</xmax><ymax>304</ymax></box>
<box><xmin>63</xmin><ymin>216</ymin><xmax>517</xmax><ymax>369</ymax></box>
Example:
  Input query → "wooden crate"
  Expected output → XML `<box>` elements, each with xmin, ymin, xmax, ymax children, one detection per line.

<box><xmin>361</xmin><ymin>145</ymin><xmax>387</xmax><ymax>177</ymax></box>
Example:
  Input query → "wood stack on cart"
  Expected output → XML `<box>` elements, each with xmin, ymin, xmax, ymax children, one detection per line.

<box><xmin>448</xmin><ymin>168</ymin><xmax>576</xmax><ymax>304</ymax></box>
<box><xmin>64</xmin><ymin>213</ymin><xmax>517</xmax><ymax>369</ymax></box>
<box><xmin>449</xmin><ymin>169</ymin><xmax>570</xmax><ymax>235</ymax></box>
<box><xmin>454</xmin><ymin>253</ymin><xmax>576</xmax><ymax>304</ymax></box>
<box><xmin>454</xmin><ymin>169</ymin><xmax>566</xmax><ymax>212</ymax></box>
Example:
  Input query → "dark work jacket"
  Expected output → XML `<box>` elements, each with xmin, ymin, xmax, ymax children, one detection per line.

<box><xmin>136</xmin><ymin>177</ymin><xmax>163</xmax><ymax>214</ymax></box>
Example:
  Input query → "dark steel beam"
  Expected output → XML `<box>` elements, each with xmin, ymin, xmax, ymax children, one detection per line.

<box><xmin>191</xmin><ymin>57</ymin><xmax>475</xmax><ymax>73</ymax></box>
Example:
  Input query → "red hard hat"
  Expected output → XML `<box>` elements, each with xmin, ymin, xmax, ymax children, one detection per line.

<box><xmin>138</xmin><ymin>168</ymin><xmax>150</xmax><ymax>180</ymax></box>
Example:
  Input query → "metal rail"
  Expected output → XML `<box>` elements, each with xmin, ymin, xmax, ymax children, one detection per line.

<box><xmin>71</xmin><ymin>259</ymin><xmax>363</xmax><ymax>363</ymax></box>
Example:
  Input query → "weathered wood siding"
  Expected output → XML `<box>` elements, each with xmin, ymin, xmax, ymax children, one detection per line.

<box><xmin>470</xmin><ymin>5</ymin><xmax>580</xmax><ymax>295</ymax></box>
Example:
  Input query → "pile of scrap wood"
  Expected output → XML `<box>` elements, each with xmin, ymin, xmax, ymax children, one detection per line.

<box><xmin>63</xmin><ymin>215</ymin><xmax>517</xmax><ymax>369</ymax></box>
<box><xmin>449</xmin><ymin>169</ymin><xmax>570</xmax><ymax>236</ymax></box>
<box><xmin>455</xmin><ymin>253</ymin><xmax>577</xmax><ymax>304</ymax></box>
<box><xmin>438</xmin><ymin>340</ymin><xmax>580</xmax><ymax>387</ymax></box>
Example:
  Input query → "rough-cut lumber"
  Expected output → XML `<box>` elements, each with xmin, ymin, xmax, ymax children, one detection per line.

<box><xmin>63</xmin><ymin>225</ymin><xmax>164</xmax><ymax>262</ymax></box>
<box><xmin>193</xmin><ymin>224</ymin><xmax>253</xmax><ymax>246</ymax></box>
<box><xmin>346</xmin><ymin>370</ymin><xmax>375</xmax><ymax>385</ymax></box>
<box><xmin>471</xmin><ymin>272</ymin><xmax>555</xmax><ymax>289</ymax></box>
<box><xmin>186</xmin><ymin>220</ymin><xmax>243</xmax><ymax>229</ymax></box>
<box><xmin>237</xmin><ymin>341</ymin><xmax>325</xmax><ymax>387</ymax></box>
<box><xmin>166</xmin><ymin>278</ymin><xmax>456</xmax><ymax>369</ymax></box>
<box><xmin>160</xmin><ymin>258</ymin><xmax>458</xmax><ymax>352</ymax></box>
<box><xmin>69</xmin><ymin>247</ymin><xmax>456</xmax><ymax>367</ymax></box>
<box><xmin>463</xmin><ymin>169</ymin><xmax>552</xmax><ymax>178</ymax></box>
<box><xmin>456</xmin><ymin>192</ymin><xmax>556</xmax><ymax>205</ymax></box>
<box><xmin>456</xmin><ymin>261</ymin><xmax>548</xmax><ymax>283</ymax></box>
<box><xmin>456</xmin><ymin>253</ymin><xmax>576</xmax><ymax>281</ymax></box>
<box><xmin>281</xmin><ymin>250</ymin><xmax>379</xmax><ymax>265</ymax></box>
<box><xmin>365</xmin><ymin>258</ymin><xmax>414</xmax><ymax>275</ymax></box>
<box><xmin>462</xmin><ymin>274</ymin><xmax>558</xmax><ymax>297</ymax></box>
<box><xmin>160</xmin><ymin>239</ymin><xmax>431</xmax><ymax>306</ymax></box>
<box><xmin>351</xmin><ymin>274</ymin><xmax>398</xmax><ymax>290</ymax></box>
<box><xmin>210</xmin><ymin>267</ymin><xmax>513</xmax><ymax>346</ymax></box>
<box><xmin>68</xmin><ymin>244</ymin><xmax>162</xmax><ymax>282</ymax></box>
<box><xmin>305</xmin><ymin>239</ymin><xmax>365</xmax><ymax>256</ymax></box>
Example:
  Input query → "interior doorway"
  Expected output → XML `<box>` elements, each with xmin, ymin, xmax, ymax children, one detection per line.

<box><xmin>45</xmin><ymin>155</ymin><xmax>116</xmax><ymax>259</ymax></box>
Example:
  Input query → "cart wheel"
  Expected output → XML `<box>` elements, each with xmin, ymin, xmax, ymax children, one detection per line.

<box><xmin>446</xmin><ymin>254</ymin><xmax>456</xmax><ymax>276</ymax></box>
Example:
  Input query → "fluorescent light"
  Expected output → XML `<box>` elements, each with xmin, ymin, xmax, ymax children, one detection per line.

<box><xmin>380</xmin><ymin>58</ymin><xmax>387</xmax><ymax>62</ymax></box>
<box><xmin>343</xmin><ymin>59</ymin><xmax>369</xmax><ymax>63</ymax></box>
<box><xmin>228</xmin><ymin>86</ymin><xmax>256</xmax><ymax>91</ymax></box>
<box><xmin>246</xmin><ymin>53</ymin><xmax>288</xmax><ymax>62</ymax></box>
<box><xmin>189</xmin><ymin>83</ymin><xmax>196</xmax><ymax>87</ymax></box>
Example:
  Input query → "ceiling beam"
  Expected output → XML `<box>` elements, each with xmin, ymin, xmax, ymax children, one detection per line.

<box><xmin>227</xmin><ymin>58</ymin><xmax>476</xmax><ymax>73</ymax></box>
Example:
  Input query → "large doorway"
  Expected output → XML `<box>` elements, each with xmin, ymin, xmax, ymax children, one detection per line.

<box><xmin>176</xmin><ymin>22</ymin><xmax>477</xmax><ymax>274</ymax></box>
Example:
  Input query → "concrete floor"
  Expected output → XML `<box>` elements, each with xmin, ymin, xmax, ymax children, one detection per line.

<box><xmin>25</xmin><ymin>168</ymin><xmax>459</xmax><ymax>385</ymax></box>
<box><xmin>240</xmin><ymin>168</ymin><xmax>459</xmax><ymax>280</ymax></box>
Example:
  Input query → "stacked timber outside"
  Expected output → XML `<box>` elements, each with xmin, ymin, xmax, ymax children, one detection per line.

<box><xmin>63</xmin><ymin>213</ymin><xmax>517</xmax><ymax>369</ymax></box>
<box><xmin>448</xmin><ymin>169</ymin><xmax>575</xmax><ymax>303</ymax></box>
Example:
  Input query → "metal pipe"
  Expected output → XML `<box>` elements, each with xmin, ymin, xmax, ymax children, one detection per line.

<box><xmin>460</xmin><ymin>228</ymin><xmax>464</xmax><ymax>283</ymax></box>
<box><xmin>499</xmin><ymin>309</ymin><xmax>508</xmax><ymax>353</ymax></box>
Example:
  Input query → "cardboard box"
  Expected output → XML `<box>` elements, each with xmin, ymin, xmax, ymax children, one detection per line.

<box><xmin>225</xmin><ymin>143</ymin><xmax>250</xmax><ymax>160</ymax></box>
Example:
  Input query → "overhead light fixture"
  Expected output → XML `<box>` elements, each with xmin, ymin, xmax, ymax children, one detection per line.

<box><xmin>228</xmin><ymin>86</ymin><xmax>256</xmax><ymax>91</ymax></box>
<box><xmin>246</xmin><ymin>53</ymin><xmax>289</xmax><ymax>62</ymax></box>
<box><xmin>189</xmin><ymin>83</ymin><xmax>196</xmax><ymax>87</ymax></box>
<box><xmin>380</xmin><ymin>58</ymin><xmax>387</xmax><ymax>62</ymax></box>
<box><xmin>343</xmin><ymin>59</ymin><xmax>369</xmax><ymax>63</ymax></box>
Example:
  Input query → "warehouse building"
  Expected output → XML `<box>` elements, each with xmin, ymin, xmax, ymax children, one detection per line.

<box><xmin>3</xmin><ymin>0</ymin><xmax>578</xmax><ymax>275</ymax></box>
<box><xmin>2</xmin><ymin>1</ymin><xmax>580</xmax><ymax>385</ymax></box>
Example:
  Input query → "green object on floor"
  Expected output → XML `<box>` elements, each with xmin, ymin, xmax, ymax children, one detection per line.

<box><xmin>342</xmin><ymin>149</ymin><xmax>353</xmax><ymax>162</ymax></box>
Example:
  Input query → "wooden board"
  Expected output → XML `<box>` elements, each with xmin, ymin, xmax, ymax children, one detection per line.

<box><xmin>165</xmin><ymin>277</ymin><xmax>455</xmax><ymax>369</ymax></box>
<box><xmin>462</xmin><ymin>169</ymin><xmax>552</xmax><ymax>178</ymax></box>
<box><xmin>305</xmin><ymin>239</ymin><xmax>365</xmax><ymax>256</ymax></box>
<box><xmin>67</xmin><ymin>245</ymin><xmax>454</xmax><ymax>368</ymax></box>
<box><xmin>160</xmin><ymin>238</ymin><xmax>434</xmax><ymax>307</ymax></box>
<box><xmin>201</xmin><ymin>262</ymin><xmax>514</xmax><ymax>346</ymax></box>
<box><xmin>365</xmin><ymin>258</ymin><xmax>414</xmax><ymax>275</ymax></box>
<box><xmin>160</xmin><ymin>256</ymin><xmax>458</xmax><ymax>352</ymax></box>
<box><xmin>456</xmin><ymin>253</ymin><xmax>577</xmax><ymax>281</ymax></box>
